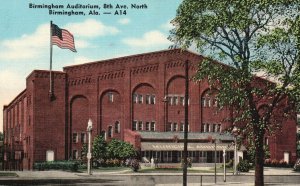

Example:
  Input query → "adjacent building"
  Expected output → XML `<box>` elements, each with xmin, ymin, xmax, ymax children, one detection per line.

<box><xmin>2</xmin><ymin>49</ymin><xmax>297</xmax><ymax>170</ymax></box>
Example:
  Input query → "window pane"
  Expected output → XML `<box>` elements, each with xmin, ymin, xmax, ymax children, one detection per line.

<box><xmin>146</xmin><ymin>122</ymin><xmax>150</xmax><ymax>131</ymax></box>
<box><xmin>173</xmin><ymin>123</ymin><xmax>178</xmax><ymax>131</ymax></box>
<box><xmin>81</xmin><ymin>133</ymin><xmax>86</xmax><ymax>143</ymax></box>
<box><xmin>138</xmin><ymin>94</ymin><xmax>143</xmax><ymax>104</ymax></box>
<box><xmin>108</xmin><ymin>126</ymin><xmax>113</xmax><ymax>137</ymax></box>
<box><xmin>115</xmin><ymin>121</ymin><xmax>120</xmax><ymax>133</ymax></box>
<box><xmin>133</xmin><ymin>94</ymin><xmax>138</xmax><ymax>103</ymax></box>
<box><xmin>146</xmin><ymin>95</ymin><xmax>150</xmax><ymax>104</ymax></box>
<box><xmin>151</xmin><ymin>95</ymin><xmax>155</xmax><ymax>104</ymax></box>
<box><xmin>180</xmin><ymin>97</ymin><xmax>184</xmax><ymax>106</ymax></box>
<box><xmin>72</xmin><ymin>133</ymin><xmax>78</xmax><ymax>143</ymax></box>
<box><xmin>173</xmin><ymin>97</ymin><xmax>178</xmax><ymax>105</ymax></box>
<box><xmin>151</xmin><ymin>122</ymin><xmax>155</xmax><ymax>131</ymax></box>
<box><xmin>138</xmin><ymin>121</ymin><xmax>143</xmax><ymax>130</ymax></box>
<box><xmin>108</xmin><ymin>92</ymin><xmax>114</xmax><ymax>102</ymax></box>
<box><xmin>132</xmin><ymin>121</ymin><xmax>137</xmax><ymax>131</ymax></box>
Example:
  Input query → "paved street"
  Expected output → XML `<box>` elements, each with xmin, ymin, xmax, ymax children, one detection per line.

<box><xmin>0</xmin><ymin>167</ymin><xmax>299</xmax><ymax>185</ymax></box>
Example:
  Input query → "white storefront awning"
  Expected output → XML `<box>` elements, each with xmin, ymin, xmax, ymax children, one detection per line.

<box><xmin>141</xmin><ymin>142</ymin><xmax>245</xmax><ymax>151</ymax></box>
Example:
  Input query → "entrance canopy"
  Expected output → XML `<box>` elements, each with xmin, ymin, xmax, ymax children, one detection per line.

<box><xmin>141</xmin><ymin>142</ymin><xmax>244</xmax><ymax>151</ymax></box>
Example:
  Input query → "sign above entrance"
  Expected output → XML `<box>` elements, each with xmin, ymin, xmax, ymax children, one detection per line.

<box><xmin>141</xmin><ymin>142</ymin><xmax>245</xmax><ymax>151</ymax></box>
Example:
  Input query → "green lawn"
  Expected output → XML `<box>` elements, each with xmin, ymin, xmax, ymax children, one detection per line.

<box><xmin>78</xmin><ymin>166</ymin><xmax>131</xmax><ymax>173</ymax></box>
<box><xmin>137</xmin><ymin>166</ymin><xmax>233</xmax><ymax>173</ymax></box>
<box><xmin>79</xmin><ymin>166</ymin><xmax>234</xmax><ymax>173</ymax></box>
<box><xmin>0</xmin><ymin>172</ymin><xmax>18</xmax><ymax>177</ymax></box>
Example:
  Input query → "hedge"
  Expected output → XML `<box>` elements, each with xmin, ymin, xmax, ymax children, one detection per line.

<box><xmin>34</xmin><ymin>161</ymin><xmax>79</xmax><ymax>172</ymax></box>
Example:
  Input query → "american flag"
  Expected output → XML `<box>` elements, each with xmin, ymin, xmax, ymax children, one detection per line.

<box><xmin>51</xmin><ymin>23</ymin><xmax>76</xmax><ymax>52</ymax></box>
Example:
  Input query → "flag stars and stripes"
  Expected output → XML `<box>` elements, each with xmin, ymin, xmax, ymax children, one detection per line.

<box><xmin>51</xmin><ymin>23</ymin><xmax>76</xmax><ymax>52</ymax></box>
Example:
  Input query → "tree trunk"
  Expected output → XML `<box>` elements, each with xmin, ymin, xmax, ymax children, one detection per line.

<box><xmin>254</xmin><ymin>129</ymin><xmax>264</xmax><ymax>186</ymax></box>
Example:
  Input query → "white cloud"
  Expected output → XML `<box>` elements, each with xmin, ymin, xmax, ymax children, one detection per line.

<box><xmin>0</xmin><ymin>24</ymin><xmax>49</xmax><ymax>61</ymax></box>
<box><xmin>122</xmin><ymin>30</ymin><xmax>171</xmax><ymax>48</ymax></box>
<box><xmin>0</xmin><ymin>19</ymin><xmax>119</xmax><ymax>62</ymax></box>
<box><xmin>118</xmin><ymin>18</ymin><xmax>131</xmax><ymax>25</ymax></box>
<box><xmin>75</xmin><ymin>39</ymin><xmax>91</xmax><ymax>49</ymax></box>
<box><xmin>73</xmin><ymin>56</ymin><xmax>95</xmax><ymax>65</ymax></box>
<box><xmin>161</xmin><ymin>20</ymin><xmax>174</xmax><ymax>30</ymax></box>
<box><xmin>0</xmin><ymin>70</ymin><xmax>25</xmax><ymax>131</ymax></box>
<box><xmin>66</xmin><ymin>19</ymin><xmax>120</xmax><ymax>38</ymax></box>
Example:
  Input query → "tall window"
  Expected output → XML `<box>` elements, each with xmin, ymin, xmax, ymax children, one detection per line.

<box><xmin>146</xmin><ymin>122</ymin><xmax>150</xmax><ymax>131</ymax></box>
<box><xmin>173</xmin><ymin>96</ymin><xmax>178</xmax><ymax>105</ymax></box>
<box><xmin>108</xmin><ymin>92</ymin><xmax>114</xmax><ymax>102</ymax></box>
<box><xmin>213</xmin><ymin>124</ymin><xmax>216</xmax><ymax>132</ymax></box>
<box><xmin>201</xmin><ymin>98</ymin><xmax>206</xmax><ymax>107</ymax></box>
<box><xmin>180</xmin><ymin>97</ymin><xmax>184</xmax><ymax>106</ymax></box>
<box><xmin>146</xmin><ymin>95</ymin><xmax>150</xmax><ymax>104</ymax></box>
<box><xmin>180</xmin><ymin>122</ymin><xmax>184</xmax><ymax>132</ymax></box>
<box><xmin>108</xmin><ymin>126</ymin><xmax>113</xmax><ymax>138</ymax></box>
<box><xmin>217</xmin><ymin>124</ymin><xmax>221</xmax><ymax>132</ymax></box>
<box><xmin>167</xmin><ymin>96</ymin><xmax>172</xmax><ymax>105</ymax></box>
<box><xmin>206</xmin><ymin>124</ymin><xmax>210</xmax><ymax>132</ymax></box>
<box><xmin>115</xmin><ymin>121</ymin><xmax>120</xmax><ymax>133</ymax></box>
<box><xmin>151</xmin><ymin>95</ymin><xmax>155</xmax><ymax>104</ymax></box>
<box><xmin>81</xmin><ymin>133</ymin><xmax>86</xmax><ymax>143</ymax></box>
<box><xmin>132</xmin><ymin>121</ymin><xmax>137</xmax><ymax>131</ymax></box>
<box><xmin>151</xmin><ymin>122</ymin><xmax>155</xmax><ymax>131</ymax></box>
<box><xmin>138</xmin><ymin>94</ymin><xmax>143</xmax><ymax>103</ymax></box>
<box><xmin>173</xmin><ymin>123</ymin><xmax>178</xmax><ymax>131</ymax></box>
<box><xmin>133</xmin><ymin>94</ymin><xmax>138</xmax><ymax>103</ymax></box>
<box><xmin>72</xmin><ymin>150</ymin><xmax>78</xmax><ymax>160</ymax></box>
<box><xmin>138</xmin><ymin>121</ymin><xmax>143</xmax><ymax>130</ymax></box>
<box><xmin>72</xmin><ymin>133</ymin><xmax>78</xmax><ymax>143</ymax></box>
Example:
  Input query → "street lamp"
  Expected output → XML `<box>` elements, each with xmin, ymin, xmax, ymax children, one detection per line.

<box><xmin>232</xmin><ymin>126</ymin><xmax>238</xmax><ymax>175</ymax></box>
<box><xmin>87</xmin><ymin>119</ymin><xmax>93</xmax><ymax>175</ymax></box>
<box><xmin>223</xmin><ymin>148</ymin><xmax>226</xmax><ymax>182</ymax></box>
<box><xmin>214</xmin><ymin>138</ymin><xmax>221</xmax><ymax>184</ymax></box>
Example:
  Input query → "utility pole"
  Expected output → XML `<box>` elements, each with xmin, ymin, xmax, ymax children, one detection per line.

<box><xmin>183</xmin><ymin>60</ymin><xmax>189</xmax><ymax>186</ymax></box>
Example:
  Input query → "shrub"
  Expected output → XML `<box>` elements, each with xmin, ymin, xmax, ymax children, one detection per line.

<box><xmin>293</xmin><ymin>159</ymin><xmax>300</xmax><ymax>172</ymax></box>
<box><xmin>129</xmin><ymin>159</ymin><xmax>140</xmax><ymax>172</ymax></box>
<box><xmin>265</xmin><ymin>159</ymin><xmax>290</xmax><ymax>167</ymax></box>
<box><xmin>33</xmin><ymin>161</ymin><xmax>79</xmax><ymax>172</ymax></box>
<box><xmin>181</xmin><ymin>158</ymin><xmax>192</xmax><ymax>168</ymax></box>
<box><xmin>237</xmin><ymin>160</ymin><xmax>251</xmax><ymax>172</ymax></box>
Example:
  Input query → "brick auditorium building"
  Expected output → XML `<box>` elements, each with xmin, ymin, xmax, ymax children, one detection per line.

<box><xmin>2</xmin><ymin>49</ymin><xmax>297</xmax><ymax>170</ymax></box>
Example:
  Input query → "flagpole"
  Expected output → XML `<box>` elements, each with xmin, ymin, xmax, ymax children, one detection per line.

<box><xmin>49</xmin><ymin>20</ymin><xmax>53</xmax><ymax>99</ymax></box>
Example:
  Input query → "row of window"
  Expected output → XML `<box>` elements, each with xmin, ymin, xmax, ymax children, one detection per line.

<box><xmin>201</xmin><ymin>97</ymin><xmax>218</xmax><ymax>107</ymax></box>
<box><xmin>72</xmin><ymin>133</ymin><xmax>87</xmax><ymax>143</ymax></box>
<box><xmin>166</xmin><ymin>122</ymin><xmax>190</xmax><ymax>132</ymax></box>
<box><xmin>132</xmin><ymin>121</ymin><xmax>156</xmax><ymax>131</ymax></box>
<box><xmin>133</xmin><ymin>94</ymin><xmax>156</xmax><ymax>104</ymax></box>
<box><xmin>107</xmin><ymin>121</ymin><xmax>121</xmax><ymax>138</ymax></box>
<box><xmin>201</xmin><ymin>123</ymin><xmax>222</xmax><ymax>133</ymax></box>
<box><xmin>107</xmin><ymin>91</ymin><xmax>219</xmax><ymax>108</ymax></box>
<box><xmin>166</xmin><ymin>96</ymin><xmax>189</xmax><ymax>106</ymax></box>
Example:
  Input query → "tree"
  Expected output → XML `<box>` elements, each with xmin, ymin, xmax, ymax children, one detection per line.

<box><xmin>92</xmin><ymin>135</ymin><xmax>107</xmax><ymax>160</ymax></box>
<box><xmin>107</xmin><ymin>139</ymin><xmax>136</xmax><ymax>160</ymax></box>
<box><xmin>170</xmin><ymin>1</ymin><xmax>300</xmax><ymax>185</ymax></box>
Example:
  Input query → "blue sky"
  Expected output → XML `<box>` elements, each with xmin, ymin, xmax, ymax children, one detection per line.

<box><xmin>0</xmin><ymin>0</ymin><xmax>182</xmax><ymax>131</ymax></box>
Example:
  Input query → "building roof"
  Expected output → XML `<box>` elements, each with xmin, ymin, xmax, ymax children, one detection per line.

<box><xmin>138</xmin><ymin>131</ymin><xmax>234</xmax><ymax>141</ymax></box>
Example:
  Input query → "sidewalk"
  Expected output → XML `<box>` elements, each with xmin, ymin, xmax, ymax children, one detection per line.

<box><xmin>0</xmin><ymin>167</ymin><xmax>298</xmax><ymax>186</ymax></box>
<box><xmin>6</xmin><ymin>167</ymin><xmax>300</xmax><ymax>178</ymax></box>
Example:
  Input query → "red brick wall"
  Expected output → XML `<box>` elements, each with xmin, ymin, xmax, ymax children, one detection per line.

<box><xmin>30</xmin><ymin>71</ymin><xmax>66</xmax><ymax>164</ymax></box>
<box><xmin>3</xmin><ymin>49</ymin><xmax>298</xmax><ymax>169</ymax></box>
